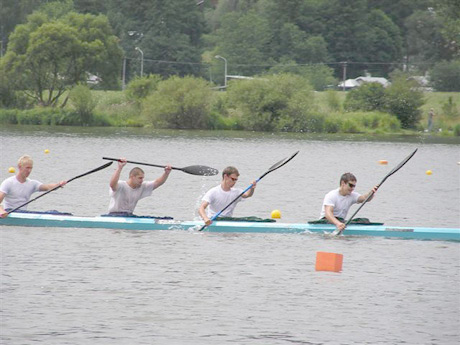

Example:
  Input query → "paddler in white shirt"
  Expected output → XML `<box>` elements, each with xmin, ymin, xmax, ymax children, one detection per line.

<box><xmin>198</xmin><ymin>166</ymin><xmax>257</xmax><ymax>226</ymax></box>
<box><xmin>0</xmin><ymin>155</ymin><xmax>67</xmax><ymax>218</ymax></box>
<box><xmin>320</xmin><ymin>172</ymin><xmax>378</xmax><ymax>231</ymax></box>
<box><xmin>108</xmin><ymin>158</ymin><xmax>172</xmax><ymax>215</ymax></box>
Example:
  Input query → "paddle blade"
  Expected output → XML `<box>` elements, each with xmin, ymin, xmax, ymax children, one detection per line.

<box><xmin>386</xmin><ymin>148</ymin><xmax>418</xmax><ymax>180</ymax></box>
<box><xmin>181</xmin><ymin>165</ymin><xmax>219</xmax><ymax>176</ymax></box>
<box><xmin>259</xmin><ymin>151</ymin><xmax>300</xmax><ymax>180</ymax></box>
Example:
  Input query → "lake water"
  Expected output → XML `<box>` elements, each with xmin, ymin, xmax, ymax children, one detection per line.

<box><xmin>1</xmin><ymin>125</ymin><xmax>459</xmax><ymax>344</ymax></box>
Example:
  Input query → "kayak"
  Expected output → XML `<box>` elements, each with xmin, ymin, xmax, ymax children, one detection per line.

<box><xmin>1</xmin><ymin>212</ymin><xmax>459</xmax><ymax>241</ymax></box>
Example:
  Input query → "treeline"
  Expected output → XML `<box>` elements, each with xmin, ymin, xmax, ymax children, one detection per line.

<box><xmin>1</xmin><ymin>0</ymin><xmax>459</xmax><ymax>85</ymax></box>
<box><xmin>4</xmin><ymin>73</ymin><xmax>454</xmax><ymax>134</ymax></box>
<box><xmin>0</xmin><ymin>0</ymin><xmax>459</xmax><ymax>134</ymax></box>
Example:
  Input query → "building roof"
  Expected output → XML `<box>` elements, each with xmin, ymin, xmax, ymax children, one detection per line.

<box><xmin>338</xmin><ymin>76</ymin><xmax>390</xmax><ymax>89</ymax></box>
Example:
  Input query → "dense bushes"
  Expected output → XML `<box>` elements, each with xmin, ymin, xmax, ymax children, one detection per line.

<box><xmin>344</xmin><ymin>78</ymin><xmax>424</xmax><ymax>128</ymax></box>
<box><xmin>69</xmin><ymin>84</ymin><xmax>97</xmax><ymax>125</ymax></box>
<box><xmin>0</xmin><ymin>107</ymin><xmax>110</xmax><ymax>126</ymax></box>
<box><xmin>125</xmin><ymin>75</ymin><xmax>162</xmax><ymax>102</ymax></box>
<box><xmin>142</xmin><ymin>76</ymin><xmax>214</xmax><ymax>129</ymax></box>
<box><xmin>226</xmin><ymin>74</ymin><xmax>318</xmax><ymax>132</ymax></box>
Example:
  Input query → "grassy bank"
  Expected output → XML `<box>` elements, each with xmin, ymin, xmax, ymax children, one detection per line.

<box><xmin>1</xmin><ymin>90</ymin><xmax>459</xmax><ymax>136</ymax></box>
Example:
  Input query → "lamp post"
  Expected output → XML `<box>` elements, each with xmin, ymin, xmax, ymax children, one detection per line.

<box><xmin>135</xmin><ymin>47</ymin><xmax>144</xmax><ymax>77</ymax></box>
<box><xmin>215</xmin><ymin>55</ymin><xmax>227</xmax><ymax>88</ymax></box>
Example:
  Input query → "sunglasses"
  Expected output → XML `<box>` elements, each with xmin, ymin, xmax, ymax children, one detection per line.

<box><xmin>228</xmin><ymin>176</ymin><xmax>238</xmax><ymax>182</ymax></box>
<box><xmin>348</xmin><ymin>182</ymin><xmax>356</xmax><ymax>188</ymax></box>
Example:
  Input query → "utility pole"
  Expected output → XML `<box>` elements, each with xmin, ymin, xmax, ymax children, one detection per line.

<box><xmin>341</xmin><ymin>61</ymin><xmax>347</xmax><ymax>92</ymax></box>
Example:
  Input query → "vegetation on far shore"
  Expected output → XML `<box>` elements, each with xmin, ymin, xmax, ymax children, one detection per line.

<box><xmin>1</xmin><ymin>74</ymin><xmax>459</xmax><ymax>136</ymax></box>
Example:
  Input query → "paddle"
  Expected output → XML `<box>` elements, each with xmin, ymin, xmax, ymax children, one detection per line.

<box><xmin>333</xmin><ymin>148</ymin><xmax>418</xmax><ymax>236</ymax></box>
<box><xmin>198</xmin><ymin>151</ymin><xmax>300</xmax><ymax>231</ymax></box>
<box><xmin>102</xmin><ymin>157</ymin><xmax>218</xmax><ymax>176</ymax></box>
<box><xmin>7</xmin><ymin>162</ymin><xmax>113</xmax><ymax>214</ymax></box>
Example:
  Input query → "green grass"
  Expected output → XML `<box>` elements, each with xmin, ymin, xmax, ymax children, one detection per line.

<box><xmin>420</xmin><ymin>92</ymin><xmax>460</xmax><ymax>134</ymax></box>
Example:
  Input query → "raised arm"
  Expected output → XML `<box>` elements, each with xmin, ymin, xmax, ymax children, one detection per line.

<box><xmin>110</xmin><ymin>159</ymin><xmax>127</xmax><ymax>191</ymax></box>
<box><xmin>152</xmin><ymin>165</ymin><xmax>172</xmax><ymax>189</ymax></box>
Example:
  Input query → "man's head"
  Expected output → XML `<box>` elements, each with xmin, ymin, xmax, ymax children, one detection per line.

<box><xmin>222</xmin><ymin>166</ymin><xmax>239</xmax><ymax>187</ymax></box>
<box><xmin>340</xmin><ymin>172</ymin><xmax>357</xmax><ymax>194</ymax></box>
<box><xmin>128</xmin><ymin>167</ymin><xmax>145</xmax><ymax>188</ymax></box>
<box><xmin>17</xmin><ymin>155</ymin><xmax>34</xmax><ymax>178</ymax></box>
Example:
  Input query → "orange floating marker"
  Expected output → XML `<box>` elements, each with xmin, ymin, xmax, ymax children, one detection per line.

<box><xmin>378</xmin><ymin>160</ymin><xmax>388</xmax><ymax>165</ymax></box>
<box><xmin>315</xmin><ymin>252</ymin><xmax>343</xmax><ymax>272</ymax></box>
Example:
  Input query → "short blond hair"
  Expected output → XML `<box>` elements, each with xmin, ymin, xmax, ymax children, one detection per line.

<box><xmin>18</xmin><ymin>155</ymin><xmax>33</xmax><ymax>167</ymax></box>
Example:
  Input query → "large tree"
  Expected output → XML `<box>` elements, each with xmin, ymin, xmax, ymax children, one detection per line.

<box><xmin>318</xmin><ymin>0</ymin><xmax>402</xmax><ymax>77</ymax></box>
<box><xmin>0</xmin><ymin>7</ymin><xmax>122</xmax><ymax>106</ymax></box>
<box><xmin>106</xmin><ymin>0</ymin><xmax>207</xmax><ymax>79</ymax></box>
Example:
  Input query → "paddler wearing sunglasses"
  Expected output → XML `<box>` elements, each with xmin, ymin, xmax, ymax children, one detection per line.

<box><xmin>319</xmin><ymin>172</ymin><xmax>378</xmax><ymax>232</ymax></box>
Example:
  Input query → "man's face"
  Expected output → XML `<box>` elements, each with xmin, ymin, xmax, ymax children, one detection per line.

<box><xmin>130</xmin><ymin>173</ymin><xmax>144</xmax><ymax>188</ymax></box>
<box><xmin>19</xmin><ymin>162</ymin><xmax>33</xmax><ymax>178</ymax></box>
<box><xmin>341</xmin><ymin>180</ymin><xmax>356</xmax><ymax>195</ymax></box>
<box><xmin>224</xmin><ymin>173</ymin><xmax>238</xmax><ymax>187</ymax></box>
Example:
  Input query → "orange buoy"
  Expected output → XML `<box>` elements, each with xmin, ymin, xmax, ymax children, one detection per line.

<box><xmin>315</xmin><ymin>252</ymin><xmax>343</xmax><ymax>273</ymax></box>
<box><xmin>378</xmin><ymin>160</ymin><xmax>388</xmax><ymax>165</ymax></box>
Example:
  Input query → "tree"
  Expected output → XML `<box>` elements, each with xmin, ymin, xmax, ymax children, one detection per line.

<box><xmin>106</xmin><ymin>0</ymin><xmax>207</xmax><ymax>78</ymax></box>
<box><xmin>384</xmin><ymin>75</ymin><xmax>424</xmax><ymax>128</ymax></box>
<box><xmin>0</xmin><ymin>8</ymin><xmax>122</xmax><ymax>107</ymax></box>
<box><xmin>344</xmin><ymin>83</ymin><xmax>386</xmax><ymax>112</ymax></box>
<box><xmin>142</xmin><ymin>76</ymin><xmax>214</xmax><ymax>129</ymax></box>
<box><xmin>209</xmin><ymin>10</ymin><xmax>273</xmax><ymax>77</ymax></box>
<box><xmin>362</xmin><ymin>10</ymin><xmax>402</xmax><ymax>76</ymax></box>
<box><xmin>268</xmin><ymin>59</ymin><xmax>337</xmax><ymax>91</ymax></box>
<box><xmin>405</xmin><ymin>9</ymin><xmax>453</xmax><ymax>69</ymax></box>
<box><xmin>318</xmin><ymin>0</ymin><xmax>402</xmax><ymax>77</ymax></box>
<box><xmin>434</xmin><ymin>0</ymin><xmax>460</xmax><ymax>59</ymax></box>
<box><xmin>226</xmin><ymin>74</ymin><xmax>316</xmax><ymax>132</ymax></box>
<box><xmin>430</xmin><ymin>60</ymin><xmax>460</xmax><ymax>91</ymax></box>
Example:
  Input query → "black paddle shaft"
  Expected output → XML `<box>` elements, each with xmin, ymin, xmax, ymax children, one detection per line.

<box><xmin>198</xmin><ymin>151</ymin><xmax>300</xmax><ymax>231</ymax></box>
<box><xmin>7</xmin><ymin>162</ymin><xmax>113</xmax><ymax>214</ymax></box>
<box><xmin>102</xmin><ymin>157</ymin><xmax>218</xmax><ymax>176</ymax></box>
<box><xmin>338</xmin><ymin>148</ymin><xmax>418</xmax><ymax>232</ymax></box>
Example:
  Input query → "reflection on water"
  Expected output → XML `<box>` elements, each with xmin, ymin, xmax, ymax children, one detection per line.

<box><xmin>3</xmin><ymin>123</ymin><xmax>460</xmax><ymax>144</ymax></box>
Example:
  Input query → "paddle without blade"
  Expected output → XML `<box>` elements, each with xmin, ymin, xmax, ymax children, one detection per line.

<box><xmin>7</xmin><ymin>162</ymin><xmax>113</xmax><ymax>214</ymax></box>
<box><xmin>333</xmin><ymin>148</ymin><xmax>418</xmax><ymax>236</ymax></box>
<box><xmin>198</xmin><ymin>151</ymin><xmax>300</xmax><ymax>231</ymax></box>
<box><xmin>102</xmin><ymin>157</ymin><xmax>218</xmax><ymax>176</ymax></box>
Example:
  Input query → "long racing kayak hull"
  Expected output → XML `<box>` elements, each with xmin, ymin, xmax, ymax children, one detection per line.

<box><xmin>1</xmin><ymin>212</ymin><xmax>459</xmax><ymax>241</ymax></box>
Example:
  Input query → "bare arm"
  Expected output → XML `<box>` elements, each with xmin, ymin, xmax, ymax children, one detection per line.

<box><xmin>0</xmin><ymin>192</ymin><xmax>7</xmax><ymax>218</ymax></box>
<box><xmin>242</xmin><ymin>180</ymin><xmax>257</xmax><ymax>198</ymax></box>
<box><xmin>325</xmin><ymin>205</ymin><xmax>345</xmax><ymax>231</ymax></box>
<box><xmin>39</xmin><ymin>180</ymin><xmax>67</xmax><ymax>191</ymax></box>
<box><xmin>199</xmin><ymin>200</ymin><xmax>212</xmax><ymax>226</ymax></box>
<box><xmin>357</xmin><ymin>185</ymin><xmax>378</xmax><ymax>203</ymax></box>
<box><xmin>152</xmin><ymin>165</ymin><xmax>172</xmax><ymax>189</ymax></box>
<box><xmin>110</xmin><ymin>159</ymin><xmax>127</xmax><ymax>191</ymax></box>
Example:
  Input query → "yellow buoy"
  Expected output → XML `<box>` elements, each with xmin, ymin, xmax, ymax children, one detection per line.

<box><xmin>378</xmin><ymin>160</ymin><xmax>388</xmax><ymax>165</ymax></box>
<box><xmin>44</xmin><ymin>149</ymin><xmax>50</xmax><ymax>154</ymax></box>
<box><xmin>8</xmin><ymin>167</ymin><xmax>16</xmax><ymax>173</ymax></box>
<box><xmin>271</xmin><ymin>209</ymin><xmax>281</xmax><ymax>219</ymax></box>
<box><xmin>426</xmin><ymin>170</ymin><xmax>432</xmax><ymax>175</ymax></box>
